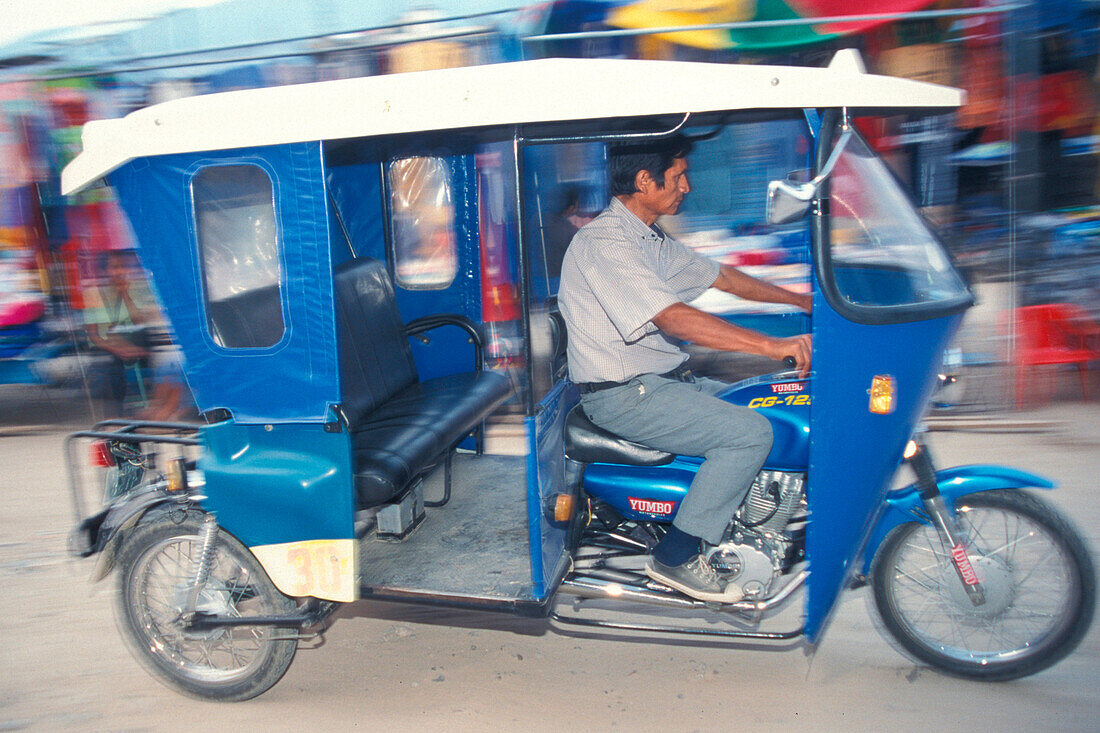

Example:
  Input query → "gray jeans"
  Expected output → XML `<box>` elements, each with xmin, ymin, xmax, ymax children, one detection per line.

<box><xmin>580</xmin><ymin>372</ymin><xmax>773</xmax><ymax>545</ymax></box>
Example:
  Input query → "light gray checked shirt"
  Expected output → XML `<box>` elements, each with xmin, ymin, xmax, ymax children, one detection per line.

<box><xmin>558</xmin><ymin>197</ymin><xmax>720</xmax><ymax>384</ymax></box>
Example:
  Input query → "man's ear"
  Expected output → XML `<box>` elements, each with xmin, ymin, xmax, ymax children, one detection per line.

<box><xmin>634</xmin><ymin>168</ymin><xmax>652</xmax><ymax>194</ymax></box>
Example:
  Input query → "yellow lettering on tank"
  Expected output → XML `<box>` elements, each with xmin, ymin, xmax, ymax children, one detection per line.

<box><xmin>748</xmin><ymin>395</ymin><xmax>811</xmax><ymax>409</ymax></box>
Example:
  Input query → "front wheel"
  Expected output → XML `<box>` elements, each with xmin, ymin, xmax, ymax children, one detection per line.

<box><xmin>114</xmin><ymin>510</ymin><xmax>299</xmax><ymax>701</ymax></box>
<box><xmin>871</xmin><ymin>490</ymin><xmax>1094</xmax><ymax>681</ymax></box>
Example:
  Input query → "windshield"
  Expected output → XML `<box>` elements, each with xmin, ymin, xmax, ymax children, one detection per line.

<box><xmin>820</xmin><ymin>121</ymin><xmax>971</xmax><ymax>322</ymax></box>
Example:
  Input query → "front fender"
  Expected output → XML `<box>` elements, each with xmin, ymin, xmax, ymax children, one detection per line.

<box><xmin>860</xmin><ymin>465</ymin><xmax>1055</xmax><ymax>574</ymax></box>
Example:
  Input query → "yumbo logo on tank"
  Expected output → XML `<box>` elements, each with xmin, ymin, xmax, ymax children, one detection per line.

<box><xmin>771</xmin><ymin>382</ymin><xmax>805</xmax><ymax>394</ymax></box>
<box><xmin>628</xmin><ymin>497</ymin><xmax>675</xmax><ymax>515</ymax></box>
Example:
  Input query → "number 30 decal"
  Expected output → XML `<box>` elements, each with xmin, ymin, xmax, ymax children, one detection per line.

<box><xmin>252</xmin><ymin>539</ymin><xmax>357</xmax><ymax>602</ymax></box>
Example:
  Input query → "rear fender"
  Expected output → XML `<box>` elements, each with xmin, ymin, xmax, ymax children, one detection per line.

<box><xmin>74</xmin><ymin>484</ymin><xmax>200</xmax><ymax>582</ymax></box>
<box><xmin>860</xmin><ymin>465</ymin><xmax>1055</xmax><ymax>575</ymax></box>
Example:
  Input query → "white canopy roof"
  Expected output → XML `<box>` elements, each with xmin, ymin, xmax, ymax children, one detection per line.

<box><xmin>62</xmin><ymin>51</ymin><xmax>963</xmax><ymax>195</ymax></box>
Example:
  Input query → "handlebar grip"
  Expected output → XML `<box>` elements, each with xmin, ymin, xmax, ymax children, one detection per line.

<box><xmin>783</xmin><ymin>356</ymin><xmax>797</xmax><ymax>369</ymax></box>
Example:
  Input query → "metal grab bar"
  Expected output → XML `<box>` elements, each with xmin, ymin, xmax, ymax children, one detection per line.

<box><xmin>65</xmin><ymin>420</ymin><xmax>203</xmax><ymax>526</ymax></box>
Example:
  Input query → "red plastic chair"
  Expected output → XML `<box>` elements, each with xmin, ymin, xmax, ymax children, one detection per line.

<box><xmin>1012</xmin><ymin>303</ymin><xmax>1100</xmax><ymax>406</ymax></box>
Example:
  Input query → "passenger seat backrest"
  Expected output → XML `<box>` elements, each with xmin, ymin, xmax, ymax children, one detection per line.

<box><xmin>548</xmin><ymin>305</ymin><xmax>568</xmax><ymax>381</ymax></box>
<box><xmin>206</xmin><ymin>284</ymin><xmax>286</xmax><ymax>349</ymax></box>
<box><xmin>334</xmin><ymin>257</ymin><xmax>418</xmax><ymax>428</ymax></box>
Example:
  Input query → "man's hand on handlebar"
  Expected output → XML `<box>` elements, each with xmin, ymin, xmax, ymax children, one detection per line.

<box><xmin>766</xmin><ymin>334</ymin><xmax>811</xmax><ymax>378</ymax></box>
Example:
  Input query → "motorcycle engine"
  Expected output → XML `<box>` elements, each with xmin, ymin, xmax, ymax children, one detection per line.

<box><xmin>705</xmin><ymin>470</ymin><xmax>806</xmax><ymax>598</ymax></box>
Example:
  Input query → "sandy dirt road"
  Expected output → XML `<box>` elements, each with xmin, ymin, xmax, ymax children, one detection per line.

<box><xmin>1</xmin><ymin>390</ymin><xmax>1097</xmax><ymax>732</ymax></box>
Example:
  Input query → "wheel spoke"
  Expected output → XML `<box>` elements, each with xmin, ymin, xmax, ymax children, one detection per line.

<box><xmin>892</xmin><ymin>566</ymin><xmax>939</xmax><ymax>594</ymax></box>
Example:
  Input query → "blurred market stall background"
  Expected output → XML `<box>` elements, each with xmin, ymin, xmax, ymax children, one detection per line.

<box><xmin>0</xmin><ymin>0</ymin><xmax>1097</xmax><ymax>418</ymax></box>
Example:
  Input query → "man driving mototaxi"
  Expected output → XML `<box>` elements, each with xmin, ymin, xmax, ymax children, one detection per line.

<box><xmin>557</xmin><ymin>134</ymin><xmax>812</xmax><ymax>603</ymax></box>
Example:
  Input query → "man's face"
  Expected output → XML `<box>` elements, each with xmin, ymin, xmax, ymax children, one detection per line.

<box><xmin>641</xmin><ymin>156</ymin><xmax>690</xmax><ymax>218</ymax></box>
<box><xmin>106</xmin><ymin>255</ymin><xmax>130</xmax><ymax>289</ymax></box>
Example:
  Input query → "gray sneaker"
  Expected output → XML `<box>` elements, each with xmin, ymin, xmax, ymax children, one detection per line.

<box><xmin>645</xmin><ymin>554</ymin><xmax>744</xmax><ymax>603</ymax></box>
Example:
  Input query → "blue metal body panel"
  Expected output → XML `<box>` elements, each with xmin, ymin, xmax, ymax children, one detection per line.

<box><xmin>860</xmin><ymin>465</ymin><xmax>1055</xmax><ymax>574</ymax></box>
<box><xmin>721</xmin><ymin>375</ymin><xmax>811</xmax><ymax>470</ymax></box>
<box><xmin>805</xmin><ymin>306</ymin><xmax>963</xmax><ymax>641</ymax></box>
<box><xmin>198</xmin><ymin>420</ymin><xmax>355</xmax><ymax>548</ymax></box>
<box><xmin>526</xmin><ymin>382</ymin><xmax>578</xmax><ymax>598</ymax></box>
<box><xmin>583</xmin><ymin>458</ymin><xmax>699</xmax><ymax>522</ymax></box>
<box><xmin>525</xmin><ymin>417</ymin><xmax>543</xmax><ymax>594</ymax></box>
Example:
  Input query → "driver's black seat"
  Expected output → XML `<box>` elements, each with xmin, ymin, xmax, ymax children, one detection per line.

<box><xmin>563</xmin><ymin>403</ymin><xmax>674</xmax><ymax>467</ymax></box>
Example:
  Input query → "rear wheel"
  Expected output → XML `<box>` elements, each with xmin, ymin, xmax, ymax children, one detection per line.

<box><xmin>115</xmin><ymin>510</ymin><xmax>298</xmax><ymax>701</ymax></box>
<box><xmin>871</xmin><ymin>490</ymin><xmax>1094</xmax><ymax>680</ymax></box>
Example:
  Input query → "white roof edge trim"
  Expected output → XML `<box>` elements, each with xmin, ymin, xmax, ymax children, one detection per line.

<box><xmin>61</xmin><ymin>57</ymin><xmax>964</xmax><ymax>195</ymax></box>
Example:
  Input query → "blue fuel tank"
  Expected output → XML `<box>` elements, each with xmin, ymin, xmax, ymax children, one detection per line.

<box><xmin>581</xmin><ymin>372</ymin><xmax>810</xmax><ymax>522</ymax></box>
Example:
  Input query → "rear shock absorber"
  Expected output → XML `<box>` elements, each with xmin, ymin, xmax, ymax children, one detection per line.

<box><xmin>183</xmin><ymin>514</ymin><xmax>220</xmax><ymax>617</ymax></box>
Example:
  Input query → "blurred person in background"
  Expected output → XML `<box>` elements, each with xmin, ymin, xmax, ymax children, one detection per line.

<box><xmin>83</xmin><ymin>250</ymin><xmax>151</xmax><ymax>415</ymax></box>
<box><xmin>137</xmin><ymin>344</ymin><xmax>194</xmax><ymax>422</ymax></box>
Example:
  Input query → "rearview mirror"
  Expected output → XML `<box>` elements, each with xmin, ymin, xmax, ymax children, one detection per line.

<box><xmin>765</xmin><ymin>127</ymin><xmax>853</xmax><ymax>225</ymax></box>
<box><xmin>766</xmin><ymin>178</ymin><xmax>816</xmax><ymax>224</ymax></box>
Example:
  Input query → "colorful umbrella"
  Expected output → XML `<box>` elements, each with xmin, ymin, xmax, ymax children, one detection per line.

<box><xmin>608</xmin><ymin>0</ymin><xmax>940</xmax><ymax>51</ymax></box>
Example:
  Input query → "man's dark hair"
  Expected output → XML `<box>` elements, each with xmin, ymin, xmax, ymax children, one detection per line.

<box><xmin>608</xmin><ymin>134</ymin><xmax>692</xmax><ymax>197</ymax></box>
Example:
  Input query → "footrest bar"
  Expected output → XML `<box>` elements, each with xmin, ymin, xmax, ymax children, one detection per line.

<box><xmin>549</xmin><ymin>611</ymin><xmax>803</xmax><ymax>640</ymax></box>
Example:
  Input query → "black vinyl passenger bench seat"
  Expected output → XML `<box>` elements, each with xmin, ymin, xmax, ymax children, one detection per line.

<box><xmin>334</xmin><ymin>257</ymin><xmax>513</xmax><ymax>509</ymax></box>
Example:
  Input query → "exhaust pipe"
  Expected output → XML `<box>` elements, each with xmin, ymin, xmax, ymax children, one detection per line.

<box><xmin>558</xmin><ymin>576</ymin><xmax>701</xmax><ymax>609</ymax></box>
<box><xmin>557</xmin><ymin>571</ymin><xmax>807</xmax><ymax>614</ymax></box>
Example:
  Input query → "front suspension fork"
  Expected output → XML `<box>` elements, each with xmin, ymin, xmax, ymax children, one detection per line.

<box><xmin>908</xmin><ymin>438</ymin><xmax>986</xmax><ymax>606</ymax></box>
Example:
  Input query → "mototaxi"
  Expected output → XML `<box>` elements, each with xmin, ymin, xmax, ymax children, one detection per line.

<box><xmin>62</xmin><ymin>51</ymin><xmax>1094</xmax><ymax>700</ymax></box>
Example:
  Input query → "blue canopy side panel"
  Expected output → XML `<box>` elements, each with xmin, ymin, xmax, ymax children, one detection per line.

<box><xmin>110</xmin><ymin>142</ymin><xmax>340</xmax><ymax>423</ymax></box>
<box><xmin>324</xmin><ymin>156</ymin><xmax>385</xmax><ymax>266</ymax></box>
<box><xmin>373</xmin><ymin>148</ymin><xmax>481</xmax><ymax>326</ymax></box>
<box><xmin>389</xmin><ymin>151</ymin><xmax>482</xmax><ymax>382</ymax></box>
<box><xmin>325</xmin><ymin>145</ymin><xmax>480</xmax><ymax>383</ymax></box>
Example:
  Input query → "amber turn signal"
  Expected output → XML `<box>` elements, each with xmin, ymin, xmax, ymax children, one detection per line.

<box><xmin>553</xmin><ymin>493</ymin><xmax>575</xmax><ymax>523</ymax></box>
<box><xmin>166</xmin><ymin>458</ymin><xmax>188</xmax><ymax>493</ymax></box>
<box><xmin>869</xmin><ymin>374</ymin><xmax>896</xmax><ymax>415</ymax></box>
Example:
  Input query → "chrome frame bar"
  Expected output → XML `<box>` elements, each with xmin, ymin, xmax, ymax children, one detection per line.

<box><xmin>557</xmin><ymin>569</ymin><xmax>808</xmax><ymax>616</ymax></box>
<box><xmin>550</xmin><ymin>611</ymin><xmax>803</xmax><ymax>641</ymax></box>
